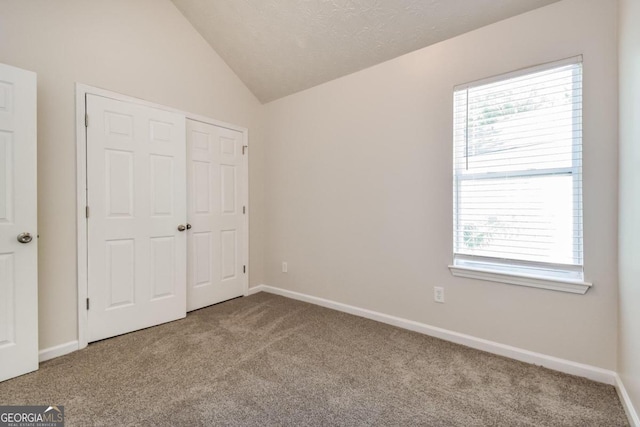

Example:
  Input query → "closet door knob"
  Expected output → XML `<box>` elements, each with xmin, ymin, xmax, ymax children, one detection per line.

<box><xmin>177</xmin><ymin>225</ymin><xmax>186</xmax><ymax>232</ymax></box>
<box><xmin>186</xmin><ymin>224</ymin><xmax>192</xmax><ymax>230</ymax></box>
<box><xmin>17</xmin><ymin>232</ymin><xmax>33</xmax><ymax>243</ymax></box>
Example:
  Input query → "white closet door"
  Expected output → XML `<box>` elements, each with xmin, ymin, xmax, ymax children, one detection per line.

<box><xmin>187</xmin><ymin>120</ymin><xmax>246</xmax><ymax>311</ymax></box>
<box><xmin>86</xmin><ymin>94</ymin><xmax>186</xmax><ymax>343</ymax></box>
<box><xmin>0</xmin><ymin>63</ymin><xmax>38</xmax><ymax>382</ymax></box>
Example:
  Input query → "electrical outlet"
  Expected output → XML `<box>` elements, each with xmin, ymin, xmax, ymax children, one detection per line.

<box><xmin>434</xmin><ymin>286</ymin><xmax>445</xmax><ymax>303</ymax></box>
<box><xmin>282</xmin><ymin>262</ymin><xmax>288</xmax><ymax>273</ymax></box>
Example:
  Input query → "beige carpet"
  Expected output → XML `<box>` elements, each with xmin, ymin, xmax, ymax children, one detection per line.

<box><xmin>0</xmin><ymin>292</ymin><xmax>628</xmax><ymax>426</ymax></box>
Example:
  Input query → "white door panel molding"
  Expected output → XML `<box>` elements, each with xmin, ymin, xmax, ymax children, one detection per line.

<box><xmin>76</xmin><ymin>84</ymin><xmax>249</xmax><ymax>349</ymax></box>
<box><xmin>85</xmin><ymin>94</ymin><xmax>186</xmax><ymax>343</ymax></box>
<box><xmin>0</xmin><ymin>62</ymin><xmax>38</xmax><ymax>382</ymax></box>
<box><xmin>187</xmin><ymin>119</ymin><xmax>248</xmax><ymax>311</ymax></box>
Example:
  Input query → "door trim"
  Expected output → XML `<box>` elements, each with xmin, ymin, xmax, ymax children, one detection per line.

<box><xmin>75</xmin><ymin>83</ymin><xmax>249</xmax><ymax>350</ymax></box>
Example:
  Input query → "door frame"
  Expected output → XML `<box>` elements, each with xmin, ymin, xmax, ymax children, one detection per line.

<box><xmin>75</xmin><ymin>83</ymin><xmax>249</xmax><ymax>349</ymax></box>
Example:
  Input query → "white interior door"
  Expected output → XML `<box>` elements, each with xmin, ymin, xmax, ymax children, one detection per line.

<box><xmin>187</xmin><ymin>120</ymin><xmax>246</xmax><ymax>311</ymax></box>
<box><xmin>0</xmin><ymin>63</ymin><xmax>38</xmax><ymax>382</ymax></box>
<box><xmin>86</xmin><ymin>94</ymin><xmax>186</xmax><ymax>343</ymax></box>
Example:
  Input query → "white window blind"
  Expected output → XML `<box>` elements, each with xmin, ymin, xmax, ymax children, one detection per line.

<box><xmin>453</xmin><ymin>57</ymin><xmax>583</xmax><ymax>280</ymax></box>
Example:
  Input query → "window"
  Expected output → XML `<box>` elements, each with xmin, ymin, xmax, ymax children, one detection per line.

<box><xmin>449</xmin><ymin>57</ymin><xmax>591</xmax><ymax>294</ymax></box>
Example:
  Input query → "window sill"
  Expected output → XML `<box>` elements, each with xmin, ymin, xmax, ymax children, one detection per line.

<box><xmin>448</xmin><ymin>264</ymin><xmax>592</xmax><ymax>294</ymax></box>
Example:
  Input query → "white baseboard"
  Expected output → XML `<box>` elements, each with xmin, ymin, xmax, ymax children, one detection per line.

<box><xmin>247</xmin><ymin>285</ymin><xmax>263</xmax><ymax>296</ymax></box>
<box><xmin>39</xmin><ymin>341</ymin><xmax>79</xmax><ymax>362</ymax></box>
<box><xmin>616</xmin><ymin>374</ymin><xmax>640</xmax><ymax>427</ymax></box>
<box><xmin>250</xmin><ymin>284</ymin><xmax>617</xmax><ymax>386</ymax></box>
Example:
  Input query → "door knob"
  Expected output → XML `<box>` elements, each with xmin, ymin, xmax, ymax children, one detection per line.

<box><xmin>186</xmin><ymin>224</ymin><xmax>192</xmax><ymax>230</ymax></box>
<box><xmin>177</xmin><ymin>225</ymin><xmax>186</xmax><ymax>232</ymax></box>
<box><xmin>17</xmin><ymin>232</ymin><xmax>33</xmax><ymax>243</ymax></box>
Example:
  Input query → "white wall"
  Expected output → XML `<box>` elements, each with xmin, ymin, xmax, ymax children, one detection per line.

<box><xmin>263</xmin><ymin>0</ymin><xmax>618</xmax><ymax>369</ymax></box>
<box><xmin>618</xmin><ymin>0</ymin><xmax>640</xmax><ymax>415</ymax></box>
<box><xmin>0</xmin><ymin>0</ymin><xmax>265</xmax><ymax>351</ymax></box>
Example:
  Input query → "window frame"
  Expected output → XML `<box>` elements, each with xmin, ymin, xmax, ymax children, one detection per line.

<box><xmin>449</xmin><ymin>56</ymin><xmax>592</xmax><ymax>294</ymax></box>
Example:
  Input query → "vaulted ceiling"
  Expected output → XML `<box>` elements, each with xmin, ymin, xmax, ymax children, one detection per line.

<box><xmin>171</xmin><ymin>0</ymin><xmax>561</xmax><ymax>103</ymax></box>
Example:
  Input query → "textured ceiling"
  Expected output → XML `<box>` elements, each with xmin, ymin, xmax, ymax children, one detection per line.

<box><xmin>171</xmin><ymin>0</ymin><xmax>561</xmax><ymax>103</ymax></box>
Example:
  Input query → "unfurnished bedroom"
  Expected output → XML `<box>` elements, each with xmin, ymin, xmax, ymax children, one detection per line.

<box><xmin>0</xmin><ymin>0</ymin><xmax>638</xmax><ymax>425</ymax></box>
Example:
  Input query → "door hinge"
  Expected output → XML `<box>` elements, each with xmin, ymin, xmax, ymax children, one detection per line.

<box><xmin>243</xmin><ymin>206</ymin><xmax>246</xmax><ymax>214</ymax></box>
<box><xmin>243</xmin><ymin>265</ymin><xmax>246</xmax><ymax>274</ymax></box>
<box><xmin>242</xmin><ymin>145</ymin><xmax>248</xmax><ymax>155</ymax></box>
<box><xmin>85</xmin><ymin>113</ymin><xmax>89</xmax><ymax>128</ymax></box>
<box><xmin>86</xmin><ymin>298</ymin><xmax>90</xmax><ymax>310</ymax></box>
<box><xmin>85</xmin><ymin>206</ymin><xmax>90</xmax><ymax>218</ymax></box>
